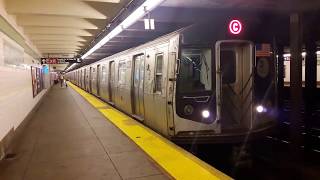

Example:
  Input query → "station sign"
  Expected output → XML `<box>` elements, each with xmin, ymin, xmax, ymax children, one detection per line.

<box><xmin>229</xmin><ymin>19</ymin><xmax>242</xmax><ymax>35</ymax></box>
<box><xmin>41</xmin><ymin>58</ymin><xmax>82</xmax><ymax>64</ymax></box>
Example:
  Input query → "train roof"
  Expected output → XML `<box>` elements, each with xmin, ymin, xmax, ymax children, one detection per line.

<box><xmin>74</xmin><ymin>28</ymin><xmax>186</xmax><ymax>70</ymax></box>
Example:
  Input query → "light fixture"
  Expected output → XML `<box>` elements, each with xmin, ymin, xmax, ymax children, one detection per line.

<box><xmin>66</xmin><ymin>63</ymin><xmax>77</xmax><ymax>72</ymax></box>
<box><xmin>81</xmin><ymin>0</ymin><xmax>165</xmax><ymax>60</ymax></box>
<box><xmin>144</xmin><ymin>18</ymin><xmax>150</xmax><ymax>29</ymax></box>
<box><xmin>144</xmin><ymin>12</ymin><xmax>155</xmax><ymax>30</ymax></box>
<box><xmin>202</xmin><ymin>110</ymin><xmax>210</xmax><ymax>118</ymax></box>
<box><xmin>150</xmin><ymin>19</ymin><xmax>155</xmax><ymax>30</ymax></box>
<box><xmin>283</xmin><ymin>52</ymin><xmax>317</xmax><ymax>58</ymax></box>
<box><xmin>283</xmin><ymin>53</ymin><xmax>291</xmax><ymax>58</ymax></box>
<box><xmin>144</xmin><ymin>18</ymin><xmax>155</xmax><ymax>30</ymax></box>
<box><xmin>256</xmin><ymin>105</ymin><xmax>266</xmax><ymax>113</ymax></box>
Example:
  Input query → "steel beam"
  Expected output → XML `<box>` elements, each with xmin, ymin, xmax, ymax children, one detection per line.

<box><xmin>277</xmin><ymin>44</ymin><xmax>285</xmax><ymax>119</ymax></box>
<box><xmin>289</xmin><ymin>13</ymin><xmax>303</xmax><ymax>157</ymax></box>
<box><xmin>304</xmin><ymin>36</ymin><xmax>317</xmax><ymax>153</ymax></box>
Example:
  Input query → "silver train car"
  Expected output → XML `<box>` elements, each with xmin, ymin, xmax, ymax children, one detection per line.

<box><xmin>67</xmin><ymin>22</ymin><xmax>277</xmax><ymax>144</ymax></box>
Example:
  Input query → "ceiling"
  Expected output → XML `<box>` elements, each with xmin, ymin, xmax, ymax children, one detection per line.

<box><xmin>4</xmin><ymin>0</ymin><xmax>319</xmax><ymax>69</ymax></box>
<box><xmin>161</xmin><ymin>0</ymin><xmax>320</xmax><ymax>11</ymax></box>
<box><xmin>4</xmin><ymin>0</ymin><xmax>130</xmax><ymax>57</ymax></box>
<box><xmin>73</xmin><ymin>0</ymin><xmax>320</xmax><ymax>68</ymax></box>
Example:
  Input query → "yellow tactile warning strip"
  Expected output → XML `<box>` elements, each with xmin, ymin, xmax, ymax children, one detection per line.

<box><xmin>68</xmin><ymin>82</ymin><xmax>232</xmax><ymax>180</ymax></box>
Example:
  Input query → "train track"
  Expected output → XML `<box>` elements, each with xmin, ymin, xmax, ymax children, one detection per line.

<box><xmin>182</xmin><ymin>89</ymin><xmax>320</xmax><ymax>179</ymax></box>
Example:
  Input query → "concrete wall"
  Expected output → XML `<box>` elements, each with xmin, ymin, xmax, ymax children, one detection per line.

<box><xmin>0</xmin><ymin>0</ymin><xmax>39</xmax><ymax>54</ymax></box>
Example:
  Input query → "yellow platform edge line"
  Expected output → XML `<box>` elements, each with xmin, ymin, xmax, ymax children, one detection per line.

<box><xmin>68</xmin><ymin>83</ymin><xmax>232</xmax><ymax>180</ymax></box>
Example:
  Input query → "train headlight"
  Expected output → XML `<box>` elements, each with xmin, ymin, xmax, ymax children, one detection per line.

<box><xmin>256</xmin><ymin>105</ymin><xmax>266</xmax><ymax>113</ymax></box>
<box><xmin>202</xmin><ymin>110</ymin><xmax>210</xmax><ymax>118</ymax></box>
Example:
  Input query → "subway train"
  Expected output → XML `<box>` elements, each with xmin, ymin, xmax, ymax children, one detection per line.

<box><xmin>66</xmin><ymin>20</ymin><xmax>277</xmax><ymax>144</ymax></box>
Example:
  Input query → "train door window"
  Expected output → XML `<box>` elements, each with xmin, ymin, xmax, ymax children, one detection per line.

<box><xmin>118</xmin><ymin>61</ymin><xmax>126</xmax><ymax>85</ymax></box>
<box><xmin>101</xmin><ymin>65</ymin><xmax>107</xmax><ymax>82</ymax></box>
<box><xmin>109</xmin><ymin>61</ymin><xmax>115</xmax><ymax>102</ymax></box>
<box><xmin>154</xmin><ymin>53</ymin><xmax>164</xmax><ymax>93</ymax></box>
<box><xmin>132</xmin><ymin>54</ymin><xmax>145</xmax><ymax>119</ymax></box>
<box><xmin>220</xmin><ymin>50</ymin><xmax>236</xmax><ymax>84</ymax></box>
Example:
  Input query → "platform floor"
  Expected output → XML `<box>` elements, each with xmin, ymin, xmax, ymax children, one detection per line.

<box><xmin>0</xmin><ymin>85</ymin><xmax>169</xmax><ymax>180</ymax></box>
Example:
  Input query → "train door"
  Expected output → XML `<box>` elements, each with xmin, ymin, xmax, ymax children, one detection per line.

<box><xmin>132</xmin><ymin>54</ymin><xmax>145</xmax><ymax>120</ymax></box>
<box><xmin>109</xmin><ymin>61</ymin><xmax>115</xmax><ymax>103</ymax></box>
<box><xmin>78</xmin><ymin>71</ymin><xmax>81</xmax><ymax>86</ymax></box>
<box><xmin>81</xmin><ymin>70</ymin><xmax>83</xmax><ymax>88</ymax></box>
<box><xmin>166</xmin><ymin>51</ymin><xmax>177</xmax><ymax>136</ymax></box>
<box><xmin>99</xmin><ymin>65</ymin><xmax>108</xmax><ymax>100</ymax></box>
<box><xmin>97</xmin><ymin>65</ymin><xmax>101</xmax><ymax>96</ymax></box>
<box><xmin>78</xmin><ymin>70</ymin><xmax>79</xmax><ymax>86</ymax></box>
<box><xmin>76</xmin><ymin>71</ymin><xmax>78</xmax><ymax>85</ymax></box>
<box><xmin>84</xmin><ymin>69</ymin><xmax>87</xmax><ymax>90</ymax></box>
<box><xmin>86</xmin><ymin>68</ymin><xmax>90</xmax><ymax>91</ymax></box>
<box><xmin>75</xmin><ymin>71</ymin><xmax>77</xmax><ymax>85</ymax></box>
<box><xmin>216</xmin><ymin>40</ymin><xmax>254</xmax><ymax>131</ymax></box>
<box><xmin>89</xmin><ymin>67</ymin><xmax>93</xmax><ymax>93</ymax></box>
<box><xmin>79</xmin><ymin>70</ymin><xmax>81</xmax><ymax>87</ymax></box>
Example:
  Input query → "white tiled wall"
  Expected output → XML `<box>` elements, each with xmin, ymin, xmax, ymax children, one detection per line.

<box><xmin>284</xmin><ymin>60</ymin><xmax>320</xmax><ymax>85</ymax></box>
<box><xmin>0</xmin><ymin>32</ymin><xmax>49</xmax><ymax>142</ymax></box>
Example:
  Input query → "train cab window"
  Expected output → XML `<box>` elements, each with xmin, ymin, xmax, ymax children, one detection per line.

<box><xmin>154</xmin><ymin>53</ymin><xmax>164</xmax><ymax>93</ymax></box>
<box><xmin>118</xmin><ymin>61</ymin><xmax>126</xmax><ymax>85</ymax></box>
<box><xmin>177</xmin><ymin>48</ymin><xmax>212</xmax><ymax>93</ymax></box>
<box><xmin>220</xmin><ymin>50</ymin><xmax>236</xmax><ymax>84</ymax></box>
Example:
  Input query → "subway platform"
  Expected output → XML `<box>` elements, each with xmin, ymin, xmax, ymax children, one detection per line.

<box><xmin>0</xmin><ymin>83</ymin><xmax>230</xmax><ymax>180</ymax></box>
<box><xmin>0</xmin><ymin>85</ymin><xmax>169</xmax><ymax>180</ymax></box>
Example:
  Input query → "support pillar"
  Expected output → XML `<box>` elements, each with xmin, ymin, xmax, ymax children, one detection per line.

<box><xmin>277</xmin><ymin>45</ymin><xmax>285</xmax><ymax>116</ymax></box>
<box><xmin>305</xmin><ymin>38</ymin><xmax>317</xmax><ymax>153</ymax></box>
<box><xmin>289</xmin><ymin>13</ymin><xmax>303</xmax><ymax>157</ymax></box>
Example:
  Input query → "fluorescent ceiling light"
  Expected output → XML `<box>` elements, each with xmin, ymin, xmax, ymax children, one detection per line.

<box><xmin>144</xmin><ymin>18</ymin><xmax>155</xmax><ymax>30</ymax></box>
<box><xmin>81</xmin><ymin>0</ymin><xmax>165</xmax><ymax>60</ymax></box>
<box><xmin>284</xmin><ymin>52</ymin><xmax>318</xmax><ymax>58</ymax></box>
<box><xmin>66</xmin><ymin>63</ymin><xmax>77</xmax><ymax>72</ymax></box>
<box><xmin>150</xmin><ymin>19</ymin><xmax>155</xmax><ymax>30</ymax></box>
<box><xmin>144</xmin><ymin>19</ymin><xmax>150</xmax><ymax>30</ymax></box>
<box><xmin>283</xmin><ymin>53</ymin><xmax>291</xmax><ymax>58</ymax></box>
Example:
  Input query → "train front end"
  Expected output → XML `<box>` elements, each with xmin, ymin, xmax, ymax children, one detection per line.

<box><xmin>171</xmin><ymin>19</ymin><xmax>277</xmax><ymax>144</ymax></box>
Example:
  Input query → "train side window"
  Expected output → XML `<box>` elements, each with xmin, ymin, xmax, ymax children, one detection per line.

<box><xmin>118</xmin><ymin>61</ymin><xmax>126</xmax><ymax>85</ymax></box>
<box><xmin>154</xmin><ymin>53</ymin><xmax>164</xmax><ymax>93</ymax></box>
<box><xmin>221</xmin><ymin>50</ymin><xmax>236</xmax><ymax>84</ymax></box>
